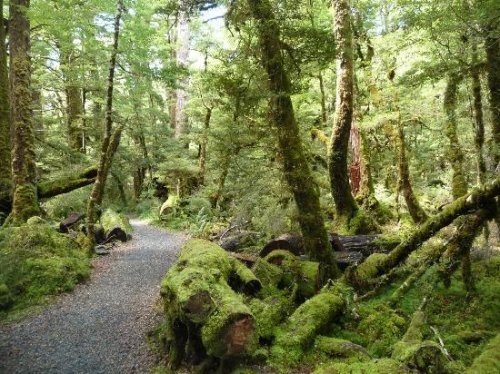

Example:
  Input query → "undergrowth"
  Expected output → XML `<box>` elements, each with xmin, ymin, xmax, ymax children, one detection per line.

<box><xmin>0</xmin><ymin>220</ymin><xmax>90</xmax><ymax>321</ymax></box>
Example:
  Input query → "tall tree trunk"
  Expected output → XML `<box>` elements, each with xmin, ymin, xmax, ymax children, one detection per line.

<box><xmin>397</xmin><ymin>118</ymin><xmax>428</xmax><ymax>224</ymax></box>
<box><xmin>484</xmin><ymin>24</ymin><xmax>500</xmax><ymax>165</ymax></box>
<box><xmin>0</xmin><ymin>0</ymin><xmax>11</xmax><ymax>215</ymax></box>
<box><xmin>471</xmin><ymin>42</ymin><xmax>486</xmax><ymax>184</ymax></box>
<box><xmin>86</xmin><ymin>0</ymin><xmax>124</xmax><ymax>239</ymax></box>
<box><xmin>8</xmin><ymin>0</ymin><xmax>41</xmax><ymax>224</ymax></box>
<box><xmin>444</xmin><ymin>74</ymin><xmax>468</xmax><ymax>200</ymax></box>
<box><xmin>329</xmin><ymin>0</ymin><xmax>359</xmax><ymax>227</ymax></box>
<box><xmin>350</xmin><ymin>124</ymin><xmax>361</xmax><ymax>195</ymax></box>
<box><xmin>198</xmin><ymin>106</ymin><xmax>212</xmax><ymax>186</ymax></box>
<box><xmin>246</xmin><ymin>0</ymin><xmax>339</xmax><ymax>279</ymax></box>
<box><xmin>60</xmin><ymin>46</ymin><xmax>85</xmax><ymax>152</ymax></box>
<box><xmin>173</xmin><ymin>5</ymin><xmax>189</xmax><ymax>140</ymax></box>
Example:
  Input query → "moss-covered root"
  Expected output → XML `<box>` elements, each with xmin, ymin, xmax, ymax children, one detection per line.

<box><xmin>392</xmin><ymin>310</ymin><xmax>448</xmax><ymax>373</ymax></box>
<box><xmin>346</xmin><ymin>177</ymin><xmax>500</xmax><ymax>290</ymax></box>
<box><xmin>270</xmin><ymin>283</ymin><xmax>347</xmax><ymax>367</ymax></box>
<box><xmin>160</xmin><ymin>240</ymin><xmax>261</xmax><ymax>365</ymax></box>
<box><xmin>100</xmin><ymin>209</ymin><xmax>133</xmax><ymax>242</ymax></box>
<box><xmin>466</xmin><ymin>333</ymin><xmax>500</xmax><ymax>374</ymax></box>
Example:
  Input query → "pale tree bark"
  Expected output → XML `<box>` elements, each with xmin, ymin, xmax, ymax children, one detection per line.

<box><xmin>86</xmin><ymin>0</ymin><xmax>125</xmax><ymax>240</ymax></box>
<box><xmin>246</xmin><ymin>0</ymin><xmax>339</xmax><ymax>279</ymax></box>
<box><xmin>444</xmin><ymin>74</ymin><xmax>468</xmax><ymax>200</ymax></box>
<box><xmin>329</xmin><ymin>0</ymin><xmax>359</xmax><ymax>226</ymax></box>
<box><xmin>0</xmin><ymin>0</ymin><xmax>11</xmax><ymax>214</ymax></box>
<box><xmin>173</xmin><ymin>4</ymin><xmax>190</xmax><ymax>139</ymax></box>
<box><xmin>9</xmin><ymin>0</ymin><xmax>41</xmax><ymax>224</ymax></box>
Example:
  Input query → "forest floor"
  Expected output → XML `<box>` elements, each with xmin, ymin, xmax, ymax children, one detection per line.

<box><xmin>0</xmin><ymin>219</ymin><xmax>186</xmax><ymax>374</ymax></box>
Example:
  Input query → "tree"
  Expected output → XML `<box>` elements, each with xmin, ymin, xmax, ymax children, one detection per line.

<box><xmin>329</xmin><ymin>0</ymin><xmax>359</xmax><ymax>230</ymax></box>
<box><xmin>245</xmin><ymin>0</ymin><xmax>339</xmax><ymax>278</ymax></box>
<box><xmin>8</xmin><ymin>0</ymin><xmax>42</xmax><ymax>224</ymax></box>
<box><xmin>86</xmin><ymin>0</ymin><xmax>125</xmax><ymax>240</ymax></box>
<box><xmin>0</xmin><ymin>0</ymin><xmax>11</xmax><ymax>216</ymax></box>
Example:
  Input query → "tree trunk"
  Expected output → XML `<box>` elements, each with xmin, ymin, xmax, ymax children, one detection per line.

<box><xmin>60</xmin><ymin>45</ymin><xmax>84</xmax><ymax>152</ymax></box>
<box><xmin>86</xmin><ymin>0</ymin><xmax>124</xmax><ymax>240</ymax></box>
<box><xmin>0</xmin><ymin>0</ymin><xmax>11</xmax><ymax>213</ymax></box>
<box><xmin>397</xmin><ymin>118</ymin><xmax>428</xmax><ymax>224</ymax></box>
<box><xmin>471</xmin><ymin>43</ymin><xmax>486</xmax><ymax>184</ymax></box>
<box><xmin>444</xmin><ymin>74</ymin><xmax>468</xmax><ymax>200</ymax></box>
<box><xmin>329</xmin><ymin>0</ymin><xmax>359</xmax><ymax>227</ymax></box>
<box><xmin>319</xmin><ymin>73</ymin><xmax>327</xmax><ymax>126</ymax></box>
<box><xmin>247</xmin><ymin>0</ymin><xmax>339</xmax><ymax>279</ymax></box>
<box><xmin>8</xmin><ymin>0</ymin><xmax>41</xmax><ymax>225</ymax></box>
<box><xmin>173</xmin><ymin>5</ymin><xmax>190</xmax><ymax>140</ymax></box>
<box><xmin>198</xmin><ymin>106</ymin><xmax>212</xmax><ymax>186</ymax></box>
<box><xmin>484</xmin><ymin>23</ymin><xmax>500</xmax><ymax>165</ymax></box>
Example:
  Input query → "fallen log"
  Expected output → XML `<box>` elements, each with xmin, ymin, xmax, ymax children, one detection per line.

<box><xmin>347</xmin><ymin>177</ymin><xmax>500</xmax><ymax>290</ymax></box>
<box><xmin>100</xmin><ymin>209</ymin><xmax>132</xmax><ymax>242</ymax></box>
<box><xmin>391</xmin><ymin>309</ymin><xmax>448</xmax><ymax>373</ymax></box>
<box><xmin>0</xmin><ymin>166</ymin><xmax>97</xmax><ymax>214</ymax></box>
<box><xmin>259</xmin><ymin>233</ymin><xmax>395</xmax><ymax>259</ymax></box>
<box><xmin>160</xmin><ymin>239</ymin><xmax>261</xmax><ymax>367</ymax></box>
<box><xmin>59</xmin><ymin>212</ymin><xmax>85</xmax><ymax>233</ymax></box>
<box><xmin>270</xmin><ymin>283</ymin><xmax>346</xmax><ymax>366</ymax></box>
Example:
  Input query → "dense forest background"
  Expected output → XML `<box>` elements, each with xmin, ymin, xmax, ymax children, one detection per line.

<box><xmin>0</xmin><ymin>0</ymin><xmax>499</xmax><ymax>372</ymax></box>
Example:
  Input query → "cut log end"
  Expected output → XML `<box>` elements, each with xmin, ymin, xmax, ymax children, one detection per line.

<box><xmin>224</xmin><ymin>314</ymin><xmax>255</xmax><ymax>356</ymax></box>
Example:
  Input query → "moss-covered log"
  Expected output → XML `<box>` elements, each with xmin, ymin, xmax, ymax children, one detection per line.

<box><xmin>466</xmin><ymin>333</ymin><xmax>500</xmax><ymax>373</ymax></box>
<box><xmin>270</xmin><ymin>283</ymin><xmax>346</xmax><ymax>366</ymax></box>
<box><xmin>160</xmin><ymin>239</ymin><xmax>261</xmax><ymax>366</ymax></box>
<box><xmin>100</xmin><ymin>209</ymin><xmax>132</xmax><ymax>242</ymax></box>
<box><xmin>0</xmin><ymin>166</ymin><xmax>97</xmax><ymax>215</ymax></box>
<box><xmin>391</xmin><ymin>310</ymin><xmax>448</xmax><ymax>373</ymax></box>
<box><xmin>346</xmin><ymin>177</ymin><xmax>500</xmax><ymax>289</ymax></box>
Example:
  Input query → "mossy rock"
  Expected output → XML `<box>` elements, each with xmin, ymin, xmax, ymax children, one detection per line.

<box><xmin>26</xmin><ymin>216</ymin><xmax>47</xmax><ymax>225</ymax></box>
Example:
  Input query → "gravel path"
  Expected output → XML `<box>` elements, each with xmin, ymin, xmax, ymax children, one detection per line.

<box><xmin>0</xmin><ymin>219</ymin><xmax>186</xmax><ymax>374</ymax></box>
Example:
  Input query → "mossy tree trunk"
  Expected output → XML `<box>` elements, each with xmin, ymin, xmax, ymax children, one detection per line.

<box><xmin>329</xmin><ymin>0</ymin><xmax>359</xmax><ymax>228</ymax></box>
<box><xmin>247</xmin><ymin>0</ymin><xmax>339</xmax><ymax>279</ymax></box>
<box><xmin>86</xmin><ymin>0</ymin><xmax>125</xmax><ymax>241</ymax></box>
<box><xmin>471</xmin><ymin>42</ymin><xmax>486</xmax><ymax>184</ymax></box>
<box><xmin>59</xmin><ymin>44</ymin><xmax>85</xmax><ymax>153</ymax></box>
<box><xmin>0</xmin><ymin>0</ymin><xmax>11</xmax><ymax>214</ymax></box>
<box><xmin>8</xmin><ymin>0</ymin><xmax>42</xmax><ymax>225</ymax></box>
<box><xmin>484</xmin><ymin>22</ymin><xmax>500</xmax><ymax>165</ymax></box>
<box><xmin>444</xmin><ymin>74</ymin><xmax>468</xmax><ymax>200</ymax></box>
<box><xmin>198</xmin><ymin>106</ymin><xmax>212</xmax><ymax>186</ymax></box>
<box><xmin>397</xmin><ymin>119</ymin><xmax>428</xmax><ymax>224</ymax></box>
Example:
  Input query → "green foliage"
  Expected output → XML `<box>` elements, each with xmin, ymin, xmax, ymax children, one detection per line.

<box><xmin>0</xmin><ymin>222</ymin><xmax>90</xmax><ymax>320</ymax></box>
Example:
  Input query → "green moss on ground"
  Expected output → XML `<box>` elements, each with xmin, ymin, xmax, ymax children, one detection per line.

<box><xmin>0</xmin><ymin>222</ymin><xmax>90</xmax><ymax>320</ymax></box>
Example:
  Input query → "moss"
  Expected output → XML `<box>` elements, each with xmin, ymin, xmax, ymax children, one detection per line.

<box><xmin>0</xmin><ymin>223</ymin><xmax>90</xmax><ymax>319</ymax></box>
<box><xmin>466</xmin><ymin>333</ymin><xmax>500</xmax><ymax>373</ymax></box>
<box><xmin>347</xmin><ymin>209</ymin><xmax>378</xmax><ymax>235</ymax></box>
<box><xmin>357</xmin><ymin>304</ymin><xmax>406</xmax><ymax>357</ymax></box>
<box><xmin>313</xmin><ymin>336</ymin><xmax>370</xmax><ymax>360</ymax></box>
<box><xmin>9</xmin><ymin>184</ymin><xmax>41</xmax><ymax>225</ymax></box>
<box><xmin>270</xmin><ymin>284</ymin><xmax>347</xmax><ymax>368</ymax></box>
<box><xmin>26</xmin><ymin>216</ymin><xmax>46</xmax><ymax>225</ymax></box>
<box><xmin>100</xmin><ymin>209</ymin><xmax>133</xmax><ymax>235</ymax></box>
<box><xmin>249</xmin><ymin>292</ymin><xmax>295</xmax><ymax>340</ymax></box>
<box><xmin>348</xmin><ymin>253</ymin><xmax>388</xmax><ymax>287</ymax></box>
<box><xmin>313</xmin><ymin>358</ymin><xmax>408</xmax><ymax>374</ymax></box>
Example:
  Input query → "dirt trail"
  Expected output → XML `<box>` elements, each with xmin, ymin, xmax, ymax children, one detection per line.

<box><xmin>0</xmin><ymin>219</ymin><xmax>185</xmax><ymax>374</ymax></box>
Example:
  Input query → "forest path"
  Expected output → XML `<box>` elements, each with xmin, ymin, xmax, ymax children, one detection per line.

<box><xmin>0</xmin><ymin>219</ymin><xmax>186</xmax><ymax>374</ymax></box>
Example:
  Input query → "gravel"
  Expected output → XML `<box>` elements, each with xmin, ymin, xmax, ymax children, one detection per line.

<box><xmin>0</xmin><ymin>219</ymin><xmax>186</xmax><ymax>374</ymax></box>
